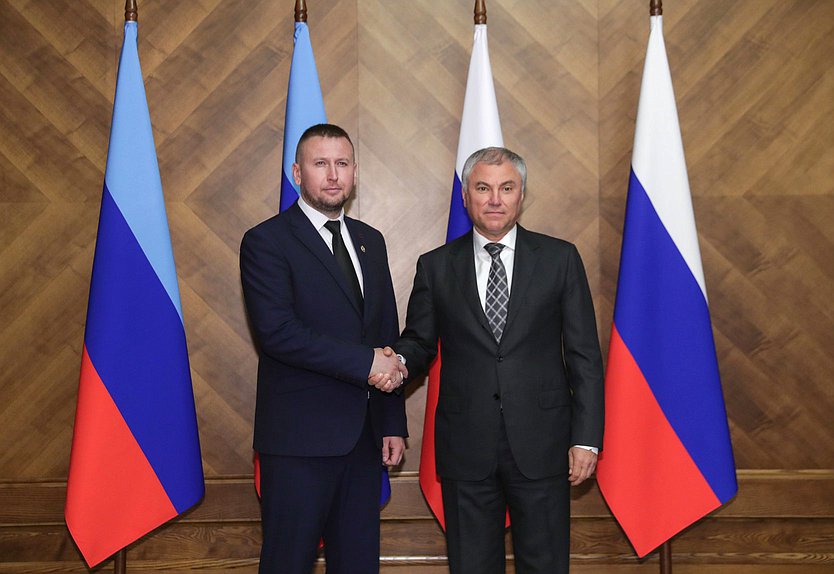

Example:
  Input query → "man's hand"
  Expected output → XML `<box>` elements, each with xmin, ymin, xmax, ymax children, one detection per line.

<box><xmin>382</xmin><ymin>436</ymin><xmax>405</xmax><ymax>467</ymax></box>
<box><xmin>368</xmin><ymin>347</ymin><xmax>407</xmax><ymax>393</ymax></box>
<box><xmin>568</xmin><ymin>446</ymin><xmax>597</xmax><ymax>486</ymax></box>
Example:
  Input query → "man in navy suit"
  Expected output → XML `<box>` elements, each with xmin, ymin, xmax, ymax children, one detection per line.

<box><xmin>393</xmin><ymin>147</ymin><xmax>604</xmax><ymax>574</ymax></box>
<box><xmin>240</xmin><ymin>124</ymin><xmax>407</xmax><ymax>574</ymax></box>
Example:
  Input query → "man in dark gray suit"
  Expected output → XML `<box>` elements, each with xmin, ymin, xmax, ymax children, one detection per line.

<box><xmin>394</xmin><ymin>147</ymin><xmax>604</xmax><ymax>574</ymax></box>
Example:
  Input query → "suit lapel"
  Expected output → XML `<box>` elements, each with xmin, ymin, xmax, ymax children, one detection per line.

<box><xmin>287</xmin><ymin>203</ymin><xmax>363</xmax><ymax>317</ymax></box>
<box><xmin>503</xmin><ymin>226</ymin><xmax>540</xmax><ymax>340</ymax></box>
<box><xmin>450</xmin><ymin>232</ymin><xmax>491</xmax><ymax>335</ymax></box>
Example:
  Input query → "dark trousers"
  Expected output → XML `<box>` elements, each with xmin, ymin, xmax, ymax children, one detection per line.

<box><xmin>441</xmin><ymin>416</ymin><xmax>570</xmax><ymax>574</ymax></box>
<box><xmin>258</xmin><ymin>413</ymin><xmax>381</xmax><ymax>574</ymax></box>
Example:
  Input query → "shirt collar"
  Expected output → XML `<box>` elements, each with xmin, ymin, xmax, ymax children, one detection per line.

<box><xmin>297</xmin><ymin>195</ymin><xmax>345</xmax><ymax>231</ymax></box>
<box><xmin>473</xmin><ymin>225</ymin><xmax>518</xmax><ymax>254</ymax></box>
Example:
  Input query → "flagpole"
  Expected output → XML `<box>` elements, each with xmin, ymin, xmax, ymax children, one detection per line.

<box><xmin>475</xmin><ymin>0</ymin><xmax>486</xmax><ymax>24</ymax></box>
<box><xmin>295</xmin><ymin>0</ymin><xmax>307</xmax><ymax>22</ymax></box>
<box><xmin>114</xmin><ymin>549</ymin><xmax>126</xmax><ymax>574</ymax></box>
<box><xmin>125</xmin><ymin>0</ymin><xmax>137</xmax><ymax>22</ymax></box>
<box><xmin>660</xmin><ymin>540</ymin><xmax>671</xmax><ymax>574</ymax></box>
<box><xmin>653</xmin><ymin>4</ymin><xmax>669</xmax><ymax>570</ymax></box>
<box><xmin>114</xmin><ymin>6</ymin><xmax>138</xmax><ymax>573</ymax></box>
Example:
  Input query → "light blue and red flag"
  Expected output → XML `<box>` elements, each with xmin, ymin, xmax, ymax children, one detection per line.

<box><xmin>278</xmin><ymin>20</ymin><xmax>327</xmax><ymax>212</ymax></box>
<box><xmin>65</xmin><ymin>20</ymin><xmax>204</xmax><ymax>567</ymax></box>
<box><xmin>596</xmin><ymin>14</ymin><xmax>737</xmax><ymax>557</ymax></box>
<box><xmin>419</xmin><ymin>22</ymin><xmax>504</xmax><ymax>529</ymax></box>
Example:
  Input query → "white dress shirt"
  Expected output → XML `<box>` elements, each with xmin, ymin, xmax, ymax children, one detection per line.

<box><xmin>472</xmin><ymin>225</ymin><xmax>517</xmax><ymax>312</ymax></box>
<box><xmin>298</xmin><ymin>196</ymin><xmax>364</xmax><ymax>295</ymax></box>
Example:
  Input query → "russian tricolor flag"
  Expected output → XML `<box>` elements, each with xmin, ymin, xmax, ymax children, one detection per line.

<box><xmin>278</xmin><ymin>20</ymin><xmax>327</xmax><ymax>213</ymax></box>
<box><xmin>419</xmin><ymin>22</ymin><xmax>504</xmax><ymax>529</ymax></box>
<box><xmin>65</xmin><ymin>20</ymin><xmax>204</xmax><ymax>567</ymax></box>
<box><xmin>596</xmin><ymin>14</ymin><xmax>737</xmax><ymax>557</ymax></box>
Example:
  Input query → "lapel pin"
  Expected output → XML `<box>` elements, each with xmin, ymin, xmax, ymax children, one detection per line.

<box><xmin>360</xmin><ymin>245</ymin><xmax>366</xmax><ymax>253</ymax></box>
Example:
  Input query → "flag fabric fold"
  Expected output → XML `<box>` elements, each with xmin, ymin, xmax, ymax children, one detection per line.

<box><xmin>279</xmin><ymin>21</ymin><xmax>328</xmax><ymax>213</ymax></box>
<box><xmin>419</xmin><ymin>23</ymin><xmax>504</xmax><ymax>529</ymax></box>
<box><xmin>596</xmin><ymin>15</ymin><xmax>737</xmax><ymax>558</ymax></box>
<box><xmin>65</xmin><ymin>21</ymin><xmax>204</xmax><ymax>568</ymax></box>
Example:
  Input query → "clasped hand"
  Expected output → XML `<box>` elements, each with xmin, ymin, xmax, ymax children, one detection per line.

<box><xmin>368</xmin><ymin>346</ymin><xmax>407</xmax><ymax>393</ymax></box>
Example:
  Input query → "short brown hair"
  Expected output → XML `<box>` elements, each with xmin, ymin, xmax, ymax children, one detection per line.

<box><xmin>295</xmin><ymin>123</ymin><xmax>355</xmax><ymax>163</ymax></box>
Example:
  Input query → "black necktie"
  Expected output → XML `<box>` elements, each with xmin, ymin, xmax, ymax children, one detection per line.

<box><xmin>484</xmin><ymin>242</ymin><xmax>509</xmax><ymax>342</ymax></box>
<box><xmin>324</xmin><ymin>220</ymin><xmax>363</xmax><ymax>312</ymax></box>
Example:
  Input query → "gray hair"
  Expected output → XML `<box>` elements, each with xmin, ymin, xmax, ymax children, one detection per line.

<box><xmin>461</xmin><ymin>147</ymin><xmax>527</xmax><ymax>193</ymax></box>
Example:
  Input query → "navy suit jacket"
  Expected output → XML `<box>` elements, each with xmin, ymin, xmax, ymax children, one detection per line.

<box><xmin>240</xmin><ymin>202</ymin><xmax>407</xmax><ymax>457</ymax></box>
<box><xmin>396</xmin><ymin>226</ymin><xmax>603</xmax><ymax>481</ymax></box>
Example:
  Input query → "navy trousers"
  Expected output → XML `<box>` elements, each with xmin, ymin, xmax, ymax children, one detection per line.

<box><xmin>258</xmin><ymin>413</ymin><xmax>381</xmax><ymax>574</ymax></box>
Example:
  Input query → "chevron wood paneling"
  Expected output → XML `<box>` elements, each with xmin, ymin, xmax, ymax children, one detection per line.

<box><xmin>1</xmin><ymin>0</ymin><xmax>833</xmax><ymax>571</ymax></box>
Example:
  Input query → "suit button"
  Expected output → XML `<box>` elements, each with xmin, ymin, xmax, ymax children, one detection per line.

<box><xmin>497</xmin><ymin>355</ymin><xmax>504</xmax><ymax>362</ymax></box>
<box><xmin>493</xmin><ymin>393</ymin><xmax>500</xmax><ymax>400</ymax></box>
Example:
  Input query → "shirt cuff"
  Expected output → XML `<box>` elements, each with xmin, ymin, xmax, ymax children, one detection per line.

<box><xmin>572</xmin><ymin>444</ymin><xmax>599</xmax><ymax>455</ymax></box>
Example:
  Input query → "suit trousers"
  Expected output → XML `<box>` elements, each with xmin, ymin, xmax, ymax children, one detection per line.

<box><xmin>258</xmin><ymin>411</ymin><xmax>381</xmax><ymax>574</ymax></box>
<box><xmin>441</xmin><ymin>415</ymin><xmax>570</xmax><ymax>574</ymax></box>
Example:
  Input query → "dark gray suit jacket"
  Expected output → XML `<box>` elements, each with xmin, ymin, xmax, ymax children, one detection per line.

<box><xmin>397</xmin><ymin>226</ymin><xmax>603</xmax><ymax>481</ymax></box>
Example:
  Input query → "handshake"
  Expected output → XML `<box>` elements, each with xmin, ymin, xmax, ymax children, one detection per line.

<box><xmin>368</xmin><ymin>346</ymin><xmax>408</xmax><ymax>393</ymax></box>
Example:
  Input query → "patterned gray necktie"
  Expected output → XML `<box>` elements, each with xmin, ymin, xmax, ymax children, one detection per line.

<box><xmin>484</xmin><ymin>242</ymin><xmax>509</xmax><ymax>342</ymax></box>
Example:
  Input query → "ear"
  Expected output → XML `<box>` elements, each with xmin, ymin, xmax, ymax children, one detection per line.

<box><xmin>461</xmin><ymin>189</ymin><xmax>469</xmax><ymax>209</ymax></box>
<box><xmin>292</xmin><ymin>162</ymin><xmax>302</xmax><ymax>186</ymax></box>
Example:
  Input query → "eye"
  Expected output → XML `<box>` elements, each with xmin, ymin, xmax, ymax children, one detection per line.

<box><xmin>337</xmin><ymin>161</ymin><xmax>349</xmax><ymax>167</ymax></box>
<box><xmin>315</xmin><ymin>160</ymin><xmax>326</xmax><ymax>167</ymax></box>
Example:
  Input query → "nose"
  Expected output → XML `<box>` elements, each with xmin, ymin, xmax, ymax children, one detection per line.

<box><xmin>326</xmin><ymin>163</ymin><xmax>338</xmax><ymax>181</ymax></box>
<box><xmin>487</xmin><ymin>190</ymin><xmax>502</xmax><ymax>205</ymax></box>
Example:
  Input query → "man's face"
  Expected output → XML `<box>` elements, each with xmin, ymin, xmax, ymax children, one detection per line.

<box><xmin>463</xmin><ymin>161</ymin><xmax>524</xmax><ymax>241</ymax></box>
<box><xmin>293</xmin><ymin>136</ymin><xmax>356</xmax><ymax>218</ymax></box>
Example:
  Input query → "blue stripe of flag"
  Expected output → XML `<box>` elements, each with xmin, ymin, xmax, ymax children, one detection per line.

<box><xmin>84</xmin><ymin>185</ymin><xmax>203</xmax><ymax>512</ymax></box>
<box><xmin>614</xmin><ymin>169</ymin><xmax>737</xmax><ymax>503</ymax></box>
<box><xmin>279</xmin><ymin>22</ymin><xmax>327</xmax><ymax>213</ymax></box>
<box><xmin>447</xmin><ymin>174</ymin><xmax>473</xmax><ymax>243</ymax></box>
<box><xmin>280</xmin><ymin>170</ymin><xmax>300</xmax><ymax>213</ymax></box>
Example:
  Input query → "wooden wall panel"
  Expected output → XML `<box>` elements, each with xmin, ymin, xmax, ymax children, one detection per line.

<box><xmin>1</xmin><ymin>0</ymin><xmax>833</xmax><ymax>571</ymax></box>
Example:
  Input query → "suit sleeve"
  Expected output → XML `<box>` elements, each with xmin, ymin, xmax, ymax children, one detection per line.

<box><xmin>240</xmin><ymin>227</ymin><xmax>373</xmax><ymax>388</ymax></box>
<box><xmin>562</xmin><ymin>245</ymin><xmax>605</xmax><ymax>449</ymax></box>
<box><xmin>395</xmin><ymin>256</ymin><xmax>439</xmax><ymax>381</ymax></box>
<box><xmin>376</xmin><ymin>238</ymin><xmax>409</xmax><ymax>437</ymax></box>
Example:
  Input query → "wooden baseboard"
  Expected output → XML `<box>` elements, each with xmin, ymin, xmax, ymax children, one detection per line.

<box><xmin>1</xmin><ymin>471</ymin><xmax>832</xmax><ymax>571</ymax></box>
